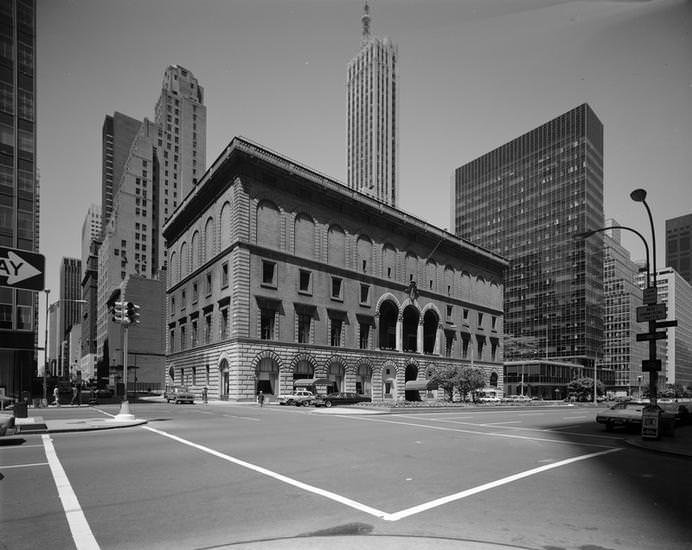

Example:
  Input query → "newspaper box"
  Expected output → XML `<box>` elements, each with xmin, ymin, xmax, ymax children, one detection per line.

<box><xmin>641</xmin><ymin>406</ymin><xmax>661</xmax><ymax>440</ymax></box>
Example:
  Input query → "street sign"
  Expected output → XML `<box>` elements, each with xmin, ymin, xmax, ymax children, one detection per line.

<box><xmin>0</xmin><ymin>246</ymin><xmax>45</xmax><ymax>291</ymax></box>
<box><xmin>636</xmin><ymin>303</ymin><xmax>667</xmax><ymax>323</ymax></box>
<box><xmin>641</xmin><ymin>359</ymin><xmax>662</xmax><ymax>372</ymax></box>
<box><xmin>636</xmin><ymin>331</ymin><xmax>667</xmax><ymax>342</ymax></box>
<box><xmin>642</xmin><ymin>287</ymin><xmax>658</xmax><ymax>305</ymax></box>
<box><xmin>656</xmin><ymin>319</ymin><xmax>678</xmax><ymax>329</ymax></box>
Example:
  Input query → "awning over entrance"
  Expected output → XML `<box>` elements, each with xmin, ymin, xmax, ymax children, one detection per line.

<box><xmin>293</xmin><ymin>378</ymin><xmax>330</xmax><ymax>387</ymax></box>
<box><xmin>405</xmin><ymin>379</ymin><xmax>437</xmax><ymax>391</ymax></box>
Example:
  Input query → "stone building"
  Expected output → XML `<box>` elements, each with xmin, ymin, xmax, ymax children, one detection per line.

<box><xmin>163</xmin><ymin>137</ymin><xmax>507</xmax><ymax>401</ymax></box>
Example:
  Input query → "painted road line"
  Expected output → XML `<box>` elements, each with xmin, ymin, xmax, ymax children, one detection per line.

<box><xmin>2</xmin><ymin>461</ymin><xmax>48</xmax><ymax>469</ymax></box>
<box><xmin>143</xmin><ymin>425</ymin><xmax>389</xmax><ymax>519</ymax></box>
<box><xmin>344</xmin><ymin>415</ymin><xmax>617</xmax><ymax>449</ymax></box>
<box><xmin>484</xmin><ymin>421</ymin><xmax>522</xmax><ymax>425</ymax></box>
<box><xmin>221</xmin><ymin>414</ymin><xmax>260</xmax><ymax>421</ymax></box>
<box><xmin>42</xmin><ymin>435</ymin><xmax>100</xmax><ymax>550</ymax></box>
<box><xmin>384</xmin><ymin>448</ymin><xmax>622</xmax><ymax>521</ymax></box>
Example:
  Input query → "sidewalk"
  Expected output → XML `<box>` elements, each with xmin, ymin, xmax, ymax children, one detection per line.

<box><xmin>624</xmin><ymin>424</ymin><xmax>692</xmax><ymax>458</ymax></box>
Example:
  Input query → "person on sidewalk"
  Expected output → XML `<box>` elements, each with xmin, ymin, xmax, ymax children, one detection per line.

<box><xmin>202</xmin><ymin>386</ymin><xmax>208</xmax><ymax>405</ymax></box>
<box><xmin>53</xmin><ymin>386</ymin><xmax>60</xmax><ymax>407</ymax></box>
<box><xmin>257</xmin><ymin>390</ymin><xmax>265</xmax><ymax>407</ymax></box>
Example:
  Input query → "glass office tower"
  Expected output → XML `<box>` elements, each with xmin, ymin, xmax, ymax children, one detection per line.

<box><xmin>454</xmin><ymin>104</ymin><xmax>604</xmax><ymax>371</ymax></box>
<box><xmin>0</xmin><ymin>0</ymin><xmax>36</xmax><ymax>399</ymax></box>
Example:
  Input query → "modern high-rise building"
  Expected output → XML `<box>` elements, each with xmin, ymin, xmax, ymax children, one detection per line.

<box><xmin>600</xmin><ymin>221</ymin><xmax>647</xmax><ymax>395</ymax></box>
<box><xmin>79</xmin><ymin>204</ymin><xmax>101</xmax><ymax>381</ymax></box>
<box><xmin>101</xmin><ymin>112</ymin><xmax>141</xmax><ymax>236</ymax></box>
<box><xmin>81</xmin><ymin>204</ymin><xmax>101</xmax><ymax>278</ymax></box>
<box><xmin>346</xmin><ymin>1</ymin><xmax>398</xmax><ymax>207</ymax></box>
<box><xmin>57</xmin><ymin>257</ymin><xmax>82</xmax><ymax>377</ymax></box>
<box><xmin>665</xmin><ymin>213</ymin><xmax>692</xmax><ymax>287</ymax></box>
<box><xmin>0</xmin><ymin>0</ymin><xmax>38</xmax><ymax>398</ymax></box>
<box><xmin>637</xmin><ymin>268</ymin><xmax>692</xmax><ymax>390</ymax></box>
<box><xmin>453</xmin><ymin>103</ymin><xmax>605</xmax><ymax>373</ymax></box>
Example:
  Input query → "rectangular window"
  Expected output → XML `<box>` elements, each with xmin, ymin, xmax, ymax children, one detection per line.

<box><xmin>491</xmin><ymin>316</ymin><xmax>497</xmax><ymax>331</ymax></box>
<box><xmin>446</xmin><ymin>305</ymin><xmax>453</xmax><ymax>321</ymax></box>
<box><xmin>360</xmin><ymin>284</ymin><xmax>370</xmax><ymax>306</ymax></box>
<box><xmin>298</xmin><ymin>313</ymin><xmax>311</xmax><ymax>344</ymax></box>
<box><xmin>330</xmin><ymin>319</ymin><xmax>342</xmax><ymax>347</ymax></box>
<box><xmin>445</xmin><ymin>333</ymin><xmax>454</xmax><ymax>358</ymax></box>
<box><xmin>205</xmin><ymin>273</ymin><xmax>212</xmax><ymax>296</ymax></box>
<box><xmin>192</xmin><ymin>282</ymin><xmax>199</xmax><ymax>304</ymax></box>
<box><xmin>359</xmin><ymin>323</ymin><xmax>370</xmax><ymax>349</ymax></box>
<box><xmin>477</xmin><ymin>312</ymin><xmax>484</xmax><ymax>329</ymax></box>
<box><xmin>180</xmin><ymin>325</ymin><xmax>186</xmax><ymax>350</ymax></box>
<box><xmin>221</xmin><ymin>262</ymin><xmax>229</xmax><ymax>288</ymax></box>
<box><xmin>204</xmin><ymin>314</ymin><xmax>212</xmax><ymax>344</ymax></box>
<box><xmin>260</xmin><ymin>308</ymin><xmax>275</xmax><ymax>340</ymax></box>
<box><xmin>298</xmin><ymin>269</ymin><xmax>312</xmax><ymax>294</ymax></box>
<box><xmin>262</xmin><ymin>260</ymin><xmax>277</xmax><ymax>287</ymax></box>
<box><xmin>169</xmin><ymin>329</ymin><xmax>175</xmax><ymax>353</ymax></box>
<box><xmin>220</xmin><ymin>308</ymin><xmax>229</xmax><ymax>339</ymax></box>
<box><xmin>331</xmin><ymin>277</ymin><xmax>343</xmax><ymax>301</ymax></box>
<box><xmin>191</xmin><ymin>320</ymin><xmax>198</xmax><ymax>347</ymax></box>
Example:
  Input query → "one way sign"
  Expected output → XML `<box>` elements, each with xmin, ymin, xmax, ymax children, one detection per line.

<box><xmin>0</xmin><ymin>246</ymin><xmax>45</xmax><ymax>291</ymax></box>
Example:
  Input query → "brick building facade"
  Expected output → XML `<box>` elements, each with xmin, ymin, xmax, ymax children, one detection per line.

<box><xmin>163</xmin><ymin>138</ymin><xmax>507</xmax><ymax>401</ymax></box>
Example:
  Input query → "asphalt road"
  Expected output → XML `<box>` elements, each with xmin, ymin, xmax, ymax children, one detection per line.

<box><xmin>2</xmin><ymin>402</ymin><xmax>690</xmax><ymax>550</ymax></box>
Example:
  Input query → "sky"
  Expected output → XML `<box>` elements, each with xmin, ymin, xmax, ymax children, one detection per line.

<box><xmin>37</xmin><ymin>0</ymin><xmax>691</xmax><ymax>326</ymax></box>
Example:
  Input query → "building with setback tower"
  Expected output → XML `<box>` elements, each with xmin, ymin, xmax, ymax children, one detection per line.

<box><xmin>346</xmin><ymin>1</ymin><xmax>398</xmax><ymax>207</ymax></box>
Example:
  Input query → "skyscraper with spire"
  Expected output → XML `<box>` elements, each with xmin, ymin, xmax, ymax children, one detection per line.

<box><xmin>347</xmin><ymin>1</ymin><xmax>399</xmax><ymax>207</ymax></box>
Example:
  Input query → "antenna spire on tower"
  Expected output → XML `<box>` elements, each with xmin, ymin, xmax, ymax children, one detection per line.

<box><xmin>361</xmin><ymin>1</ymin><xmax>371</xmax><ymax>45</ymax></box>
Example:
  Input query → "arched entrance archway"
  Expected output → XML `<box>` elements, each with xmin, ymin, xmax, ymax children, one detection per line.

<box><xmin>326</xmin><ymin>361</ymin><xmax>344</xmax><ymax>393</ymax></box>
<box><xmin>404</xmin><ymin>363</ymin><xmax>420</xmax><ymax>401</ymax></box>
<box><xmin>256</xmin><ymin>356</ymin><xmax>279</xmax><ymax>396</ymax></box>
<box><xmin>423</xmin><ymin>310</ymin><xmax>439</xmax><ymax>354</ymax></box>
<box><xmin>402</xmin><ymin>306</ymin><xmax>420</xmax><ymax>352</ymax></box>
<box><xmin>293</xmin><ymin>359</ymin><xmax>314</xmax><ymax>385</ymax></box>
<box><xmin>355</xmin><ymin>362</ymin><xmax>373</xmax><ymax>396</ymax></box>
<box><xmin>219</xmin><ymin>359</ymin><xmax>229</xmax><ymax>400</ymax></box>
<box><xmin>378</xmin><ymin>300</ymin><xmax>398</xmax><ymax>350</ymax></box>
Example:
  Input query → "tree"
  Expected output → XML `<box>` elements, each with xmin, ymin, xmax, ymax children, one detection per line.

<box><xmin>566</xmin><ymin>377</ymin><xmax>604</xmax><ymax>402</ymax></box>
<box><xmin>427</xmin><ymin>365</ymin><xmax>459</xmax><ymax>401</ymax></box>
<box><xmin>457</xmin><ymin>366</ymin><xmax>486</xmax><ymax>401</ymax></box>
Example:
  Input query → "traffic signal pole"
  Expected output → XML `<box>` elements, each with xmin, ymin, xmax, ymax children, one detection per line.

<box><xmin>113</xmin><ymin>303</ymin><xmax>135</xmax><ymax>421</ymax></box>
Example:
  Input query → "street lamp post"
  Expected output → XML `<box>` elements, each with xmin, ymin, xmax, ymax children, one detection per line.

<box><xmin>574</xmin><ymin>224</ymin><xmax>652</xmax><ymax>406</ymax></box>
<box><xmin>43</xmin><ymin>289</ymin><xmax>50</xmax><ymax>406</ymax></box>
<box><xmin>630</xmin><ymin>188</ymin><xmax>659</xmax><ymax>407</ymax></box>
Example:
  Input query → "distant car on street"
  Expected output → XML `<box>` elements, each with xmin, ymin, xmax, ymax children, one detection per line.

<box><xmin>164</xmin><ymin>386</ymin><xmax>195</xmax><ymax>404</ymax></box>
<box><xmin>278</xmin><ymin>390</ymin><xmax>315</xmax><ymax>406</ymax></box>
<box><xmin>596</xmin><ymin>400</ymin><xmax>676</xmax><ymax>432</ymax></box>
<box><xmin>313</xmin><ymin>392</ymin><xmax>371</xmax><ymax>408</ymax></box>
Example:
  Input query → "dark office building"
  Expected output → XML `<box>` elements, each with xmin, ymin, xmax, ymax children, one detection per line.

<box><xmin>0</xmin><ymin>0</ymin><xmax>37</xmax><ymax>399</ymax></box>
<box><xmin>101</xmin><ymin>112</ymin><xmax>141</xmax><ymax>235</ymax></box>
<box><xmin>453</xmin><ymin>104</ymin><xmax>605</xmax><ymax>378</ymax></box>
<box><xmin>666</xmin><ymin>213</ymin><xmax>692</xmax><ymax>287</ymax></box>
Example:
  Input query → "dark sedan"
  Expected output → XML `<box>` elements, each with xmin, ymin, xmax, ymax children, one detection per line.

<box><xmin>313</xmin><ymin>392</ymin><xmax>371</xmax><ymax>408</ymax></box>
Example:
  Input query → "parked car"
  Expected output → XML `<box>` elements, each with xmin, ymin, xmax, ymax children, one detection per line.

<box><xmin>313</xmin><ymin>392</ymin><xmax>372</xmax><ymax>408</ymax></box>
<box><xmin>164</xmin><ymin>386</ymin><xmax>195</xmax><ymax>404</ymax></box>
<box><xmin>278</xmin><ymin>390</ymin><xmax>315</xmax><ymax>406</ymax></box>
<box><xmin>596</xmin><ymin>400</ymin><xmax>676</xmax><ymax>432</ymax></box>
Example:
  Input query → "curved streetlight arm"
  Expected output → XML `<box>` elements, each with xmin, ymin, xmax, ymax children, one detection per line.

<box><xmin>574</xmin><ymin>225</ymin><xmax>651</xmax><ymax>288</ymax></box>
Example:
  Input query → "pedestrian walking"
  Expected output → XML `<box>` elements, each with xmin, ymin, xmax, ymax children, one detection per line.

<box><xmin>202</xmin><ymin>386</ymin><xmax>208</xmax><ymax>405</ymax></box>
<box><xmin>257</xmin><ymin>390</ymin><xmax>265</xmax><ymax>407</ymax></box>
<box><xmin>53</xmin><ymin>386</ymin><xmax>60</xmax><ymax>407</ymax></box>
<box><xmin>71</xmin><ymin>384</ymin><xmax>81</xmax><ymax>406</ymax></box>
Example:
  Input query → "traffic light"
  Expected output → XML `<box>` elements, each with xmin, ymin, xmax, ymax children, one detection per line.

<box><xmin>126</xmin><ymin>301</ymin><xmax>140</xmax><ymax>325</ymax></box>
<box><xmin>112</xmin><ymin>301</ymin><xmax>126</xmax><ymax>324</ymax></box>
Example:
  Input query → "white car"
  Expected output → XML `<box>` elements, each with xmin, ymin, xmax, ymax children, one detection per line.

<box><xmin>278</xmin><ymin>390</ymin><xmax>315</xmax><ymax>406</ymax></box>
